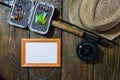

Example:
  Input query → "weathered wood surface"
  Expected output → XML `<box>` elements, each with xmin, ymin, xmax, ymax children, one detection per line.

<box><xmin>62</xmin><ymin>0</ymin><xmax>120</xmax><ymax>80</ymax></box>
<box><xmin>0</xmin><ymin>0</ymin><xmax>120</xmax><ymax>80</ymax></box>
<box><xmin>0</xmin><ymin>21</ymin><xmax>28</xmax><ymax>80</ymax></box>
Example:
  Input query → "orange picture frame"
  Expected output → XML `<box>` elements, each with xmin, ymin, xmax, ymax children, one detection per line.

<box><xmin>21</xmin><ymin>38</ymin><xmax>61</xmax><ymax>67</ymax></box>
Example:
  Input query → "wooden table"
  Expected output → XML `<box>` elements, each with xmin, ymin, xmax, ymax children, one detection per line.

<box><xmin>0</xmin><ymin>0</ymin><xmax>120</xmax><ymax>80</ymax></box>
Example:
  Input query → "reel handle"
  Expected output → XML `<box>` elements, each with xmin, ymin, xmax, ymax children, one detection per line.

<box><xmin>51</xmin><ymin>20</ymin><xmax>84</xmax><ymax>37</ymax></box>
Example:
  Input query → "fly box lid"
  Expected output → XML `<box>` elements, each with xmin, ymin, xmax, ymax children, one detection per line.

<box><xmin>28</xmin><ymin>1</ymin><xmax>55</xmax><ymax>34</ymax></box>
<box><xmin>8</xmin><ymin>0</ymin><xmax>34</xmax><ymax>28</ymax></box>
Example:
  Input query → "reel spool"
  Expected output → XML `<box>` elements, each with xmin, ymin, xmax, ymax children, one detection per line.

<box><xmin>77</xmin><ymin>40</ymin><xmax>97</xmax><ymax>61</ymax></box>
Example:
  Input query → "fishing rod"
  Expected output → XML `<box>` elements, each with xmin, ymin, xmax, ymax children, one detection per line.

<box><xmin>57</xmin><ymin>18</ymin><xmax>119</xmax><ymax>46</ymax></box>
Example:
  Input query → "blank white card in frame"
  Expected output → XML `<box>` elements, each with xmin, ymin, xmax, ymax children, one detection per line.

<box><xmin>21</xmin><ymin>39</ymin><xmax>61</xmax><ymax>67</ymax></box>
<box><xmin>25</xmin><ymin>42</ymin><xmax>57</xmax><ymax>63</ymax></box>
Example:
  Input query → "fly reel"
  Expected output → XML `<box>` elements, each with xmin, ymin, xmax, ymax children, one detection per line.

<box><xmin>77</xmin><ymin>40</ymin><xmax>97</xmax><ymax>61</ymax></box>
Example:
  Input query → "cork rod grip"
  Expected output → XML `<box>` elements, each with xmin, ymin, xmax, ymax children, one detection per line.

<box><xmin>51</xmin><ymin>20</ymin><xmax>84</xmax><ymax>37</ymax></box>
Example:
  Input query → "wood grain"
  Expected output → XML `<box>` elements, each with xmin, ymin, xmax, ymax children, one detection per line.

<box><xmin>0</xmin><ymin>21</ymin><xmax>28</xmax><ymax>80</ymax></box>
<box><xmin>0</xmin><ymin>0</ymin><xmax>120</xmax><ymax>80</ymax></box>
<box><xmin>62</xmin><ymin>0</ymin><xmax>120</xmax><ymax>80</ymax></box>
<box><xmin>61</xmin><ymin>0</ymin><xmax>93</xmax><ymax>80</ymax></box>
<box><xmin>93</xmin><ymin>38</ymin><xmax>120</xmax><ymax>80</ymax></box>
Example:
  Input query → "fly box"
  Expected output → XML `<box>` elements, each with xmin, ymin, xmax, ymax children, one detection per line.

<box><xmin>28</xmin><ymin>1</ymin><xmax>55</xmax><ymax>34</ymax></box>
<box><xmin>8</xmin><ymin>0</ymin><xmax>34</xmax><ymax>28</ymax></box>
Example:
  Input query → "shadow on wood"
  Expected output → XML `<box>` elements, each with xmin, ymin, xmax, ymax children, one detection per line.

<box><xmin>94</xmin><ymin>46</ymin><xmax>104</xmax><ymax>64</ymax></box>
<box><xmin>45</xmin><ymin>8</ymin><xmax>61</xmax><ymax>37</ymax></box>
<box><xmin>0</xmin><ymin>75</ymin><xmax>7</xmax><ymax>80</ymax></box>
<box><xmin>87</xmin><ymin>46</ymin><xmax>104</xmax><ymax>64</ymax></box>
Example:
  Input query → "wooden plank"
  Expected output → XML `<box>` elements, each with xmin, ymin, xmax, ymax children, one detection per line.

<box><xmin>93</xmin><ymin>37</ymin><xmax>120</xmax><ymax>80</ymax></box>
<box><xmin>0</xmin><ymin>20</ymin><xmax>28</xmax><ymax>80</ymax></box>
<box><xmin>61</xmin><ymin>0</ymin><xmax>93</xmax><ymax>80</ymax></box>
<box><xmin>93</xmin><ymin>45</ymin><xmax>108</xmax><ymax>80</ymax></box>
<box><xmin>113</xmin><ymin>37</ymin><xmax>120</xmax><ymax>80</ymax></box>
<box><xmin>118</xmin><ymin>37</ymin><xmax>120</xmax><ymax>80</ymax></box>
<box><xmin>28</xmin><ymin>0</ymin><xmax>61</xmax><ymax>80</ymax></box>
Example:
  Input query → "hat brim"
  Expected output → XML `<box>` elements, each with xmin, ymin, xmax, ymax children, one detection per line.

<box><xmin>68</xmin><ymin>0</ymin><xmax>120</xmax><ymax>40</ymax></box>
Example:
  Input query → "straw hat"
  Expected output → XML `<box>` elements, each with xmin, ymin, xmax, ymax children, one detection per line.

<box><xmin>68</xmin><ymin>0</ymin><xmax>120</xmax><ymax>40</ymax></box>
